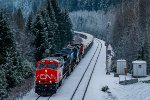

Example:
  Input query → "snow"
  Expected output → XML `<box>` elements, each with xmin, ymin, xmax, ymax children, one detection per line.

<box><xmin>117</xmin><ymin>60</ymin><xmax>126</xmax><ymax>62</ymax></box>
<box><xmin>23</xmin><ymin>37</ymin><xmax>150</xmax><ymax>100</ymax></box>
<box><xmin>132</xmin><ymin>60</ymin><xmax>147</xmax><ymax>64</ymax></box>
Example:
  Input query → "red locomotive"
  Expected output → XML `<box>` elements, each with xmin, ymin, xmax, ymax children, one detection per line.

<box><xmin>35</xmin><ymin>57</ymin><xmax>64</xmax><ymax>95</ymax></box>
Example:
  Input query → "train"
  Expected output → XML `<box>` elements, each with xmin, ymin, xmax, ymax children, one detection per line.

<box><xmin>35</xmin><ymin>32</ymin><xmax>94</xmax><ymax>96</ymax></box>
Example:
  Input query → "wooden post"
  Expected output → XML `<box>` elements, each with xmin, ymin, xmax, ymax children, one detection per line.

<box><xmin>124</xmin><ymin>68</ymin><xmax>128</xmax><ymax>85</ymax></box>
<box><xmin>119</xmin><ymin>75</ymin><xmax>120</xmax><ymax>83</ymax></box>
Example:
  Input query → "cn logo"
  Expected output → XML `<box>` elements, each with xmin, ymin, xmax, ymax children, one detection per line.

<box><xmin>40</xmin><ymin>74</ymin><xmax>56</xmax><ymax>80</ymax></box>
<box><xmin>40</xmin><ymin>74</ymin><xmax>47</xmax><ymax>80</ymax></box>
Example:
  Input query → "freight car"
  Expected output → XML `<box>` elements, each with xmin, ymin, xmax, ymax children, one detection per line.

<box><xmin>53</xmin><ymin>53</ymin><xmax>71</xmax><ymax>76</ymax></box>
<box><xmin>35</xmin><ymin>32</ymin><xmax>93</xmax><ymax>96</ymax></box>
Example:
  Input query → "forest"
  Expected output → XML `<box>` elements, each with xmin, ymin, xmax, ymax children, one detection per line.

<box><xmin>0</xmin><ymin>0</ymin><xmax>72</xmax><ymax>98</ymax></box>
<box><xmin>59</xmin><ymin>0</ymin><xmax>121</xmax><ymax>12</ymax></box>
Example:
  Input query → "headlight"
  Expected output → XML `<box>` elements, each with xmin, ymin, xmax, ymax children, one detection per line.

<box><xmin>45</xmin><ymin>70</ymin><xmax>47</xmax><ymax>73</ymax></box>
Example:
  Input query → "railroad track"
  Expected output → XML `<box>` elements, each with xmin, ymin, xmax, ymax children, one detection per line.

<box><xmin>70</xmin><ymin>39</ymin><xmax>102</xmax><ymax>100</ymax></box>
<box><xmin>35</xmin><ymin>95</ymin><xmax>40</xmax><ymax>100</ymax></box>
<box><xmin>36</xmin><ymin>95</ymin><xmax>51</xmax><ymax>100</ymax></box>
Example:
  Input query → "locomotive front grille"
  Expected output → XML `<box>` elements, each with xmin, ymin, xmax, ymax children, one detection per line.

<box><xmin>35</xmin><ymin>84</ymin><xmax>53</xmax><ymax>93</ymax></box>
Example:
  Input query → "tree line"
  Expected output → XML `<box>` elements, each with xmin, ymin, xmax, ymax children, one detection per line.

<box><xmin>59</xmin><ymin>0</ymin><xmax>121</xmax><ymax>12</ymax></box>
<box><xmin>111</xmin><ymin>0</ymin><xmax>150</xmax><ymax>73</ymax></box>
<box><xmin>0</xmin><ymin>0</ymin><xmax>73</xmax><ymax>99</ymax></box>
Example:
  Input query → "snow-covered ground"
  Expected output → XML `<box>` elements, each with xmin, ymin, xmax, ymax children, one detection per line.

<box><xmin>23</xmin><ymin>38</ymin><xmax>150</xmax><ymax>100</ymax></box>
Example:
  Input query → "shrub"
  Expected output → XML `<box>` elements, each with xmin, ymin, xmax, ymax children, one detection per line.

<box><xmin>101</xmin><ymin>86</ymin><xmax>109</xmax><ymax>92</ymax></box>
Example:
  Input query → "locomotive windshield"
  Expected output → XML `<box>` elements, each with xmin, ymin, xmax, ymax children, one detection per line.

<box><xmin>48</xmin><ymin>64</ymin><xmax>57</xmax><ymax>69</ymax></box>
<box><xmin>37</xmin><ymin>63</ymin><xmax>46</xmax><ymax>69</ymax></box>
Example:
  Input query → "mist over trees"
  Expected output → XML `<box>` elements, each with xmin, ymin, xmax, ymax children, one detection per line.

<box><xmin>69</xmin><ymin>10</ymin><xmax>116</xmax><ymax>39</ymax></box>
<box><xmin>67</xmin><ymin>0</ymin><xmax>120</xmax><ymax>40</ymax></box>
<box><xmin>0</xmin><ymin>0</ymin><xmax>73</xmax><ymax>99</ymax></box>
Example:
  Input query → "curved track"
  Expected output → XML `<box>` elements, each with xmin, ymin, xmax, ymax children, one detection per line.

<box><xmin>70</xmin><ymin>39</ymin><xmax>102</xmax><ymax>100</ymax></box>
<box><xmin>82</xmin><ymin>39</ymin><xmax>102</xmax><ymax>100</ymax></box>
<box><xmin>35</xmin><ymin>39</ymin><xmax>102</xmax><ymax>100</ymax></box>
<box><xmin>36</xmin><ymin>96</ymin><xmax>51</xmax><ymax>100</ymax></box>
<box><xmin>36</xmin><ymin>96</ymin><xmax>40</xmax><ymax>100</ymax></box>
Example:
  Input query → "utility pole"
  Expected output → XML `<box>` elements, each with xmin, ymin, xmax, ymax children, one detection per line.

<box><xmin>106</xmin><ymin>22</ymin><xmax>111</xmax><ymax>75</ymax></box>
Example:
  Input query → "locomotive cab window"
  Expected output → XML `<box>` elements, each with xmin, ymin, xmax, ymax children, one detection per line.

<box><xmin>37</xmin><ymin>63</ymin><xmax>46</xmax><ymax>69</ymax></box>
<box><xmin>48</xmin><ymin>64</ymin><xmax>57</xmax><ymax>69</ymax></box>
<box><xmin>63</xmin><ymin>55</ymin><xmax>68</xmax><ymax>61</ymax></box>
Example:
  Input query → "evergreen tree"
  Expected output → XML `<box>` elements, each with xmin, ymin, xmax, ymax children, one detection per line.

<box><xmin>32</xmin><ymin>1</ymin><xmax>38</xmax><ymax>14</ymax></box>
<box><xmin>25</xmin><ymin>12</ymin><xmax>33</xmax><ymax>32</ymax></box>
<box><xmin>0</xmin><ymin>11</ymin><xmax>28</xmax><ymax>88</ymax></box>
<box><xmin>94</xmin><ymin>0</ymin><xmax>101</xmax><ymax>11</ymax></box>
<box><xmin>58</xmin><ymin>0</ymin><xmax>122</xmax><ymax>12</ymax></box>
<box><xmin>48</xmin><ymin>0</ymin><xmax>62</xmax><ymax>51</ymax></box>
<box><xmin>32</xmin><ymin>14</ymin><xmax>47</xmax><ymax>61</ymax></box>
<box><xmin>0</xmin><ymin>66</ymin><xmax>7</xmax><ymax>99</ymax></box>
<box><xmin>51</xmin><ymin>0</ymin><xmax>73</xmax><ymax>49</ymax></box>
<box><xmin>14</xmin><ymin>8</ymin><xmax>25</xmax><ymax>31</ymax></box>
<box><xmin>64</xmin><ymin>11</ymin><xmax>73</xmax><ymax>42</ymax></box>
<box><xmin>40</xmin><ymin>10</ymin><xmax>53</xmax><ymax>56</ymax></box>
<box><xmin>85</xmin><ymin>0</ymin><xmax>94</xmax><ymax>11</ymax></box>
<box><xmin>47</xmin><ymin>0</ymin><xmax>56</xmax><ymax>21</ymax></box>
<box><xmin>41</xmin><ymin>9</ymin><xmax>57</xmax><ymax>54</ymax></box>
<box><xmin>70</xmin><ymin>0</ymin><xmax>78</xmax><ymax>11</ymax></box>
<box><xmin>60</xmin><ymin>10</ymin><xmax>73</xmax><ymax>46</ymax></box>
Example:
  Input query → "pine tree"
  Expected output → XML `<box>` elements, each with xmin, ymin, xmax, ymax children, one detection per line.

<box><xmin>47</xmin><ymin>0</ymin><xmax>61</xmax><ymax>51</ymax></box>
<box><xmin>40</xmin><ymin>10</ymin><xmax>52</xmax><ymax>56</ymax></box>
<box><xmin>14</xmin><ymin>8</ymin><xmax>25</xmax><ymax>31</ymax></box>
<box><xmin>41</xmin><ymin>9</ymin><xmax>57</xmax><ymax>54</ymax></box>
<box><xmin>0</xmin><ymin>11</ymin><xmax>16</xmax><ymax>65</ymax></box>
<box><xmin>60</xmin><ymin>10</ymin><xmax>73</xmax><ymax>46</ymax></box>
<box><xmin>47</xmin><ymin>0</ymin><xmax>56</xmax><ymax>21</ymax></box>
<box><xmin>63</xmin><ymin>11</ymin><xmax>73</xmax><ymax>42</ymax></box>
<box><xmin>23</xmin><ymin>12</ymin><xmax>35</xmax><ymax>61</ymax></box>
<box><xmin>32</xmin><ymin>14</ymin><xmax>47</xmax><ymax>61</ymax></box>
<box><xmin>94</xmin><ymin>0</ymin><xmax>100</xmax><ymax>11</ymax></box>
<box><xmin>0</xmin><ymin>11</ymin><xmax>26</xmax><ymax>88</ymax></box>
<box><xmin>70</xmin><ymin>0</ymin><xmax>78</xmax><ymax>11</ymax></box>
<box><xmin>25</xmin><ymin>12</ymin><xmax>33</xmax><ymax>33</ymax></box>
<box><xmin>51</xmin><ymin>0</ymin><xmax>73</xmax><ymax>49</ymax></box>
<box><xmin>32</xmin><ymin>1</ymin><xmax>38</xmax><ymax>14</ymax></box>
<box><xmin>0</xmin><ymin>66</ymin><xmax>7</xmax><ymax>99</ymax></box>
